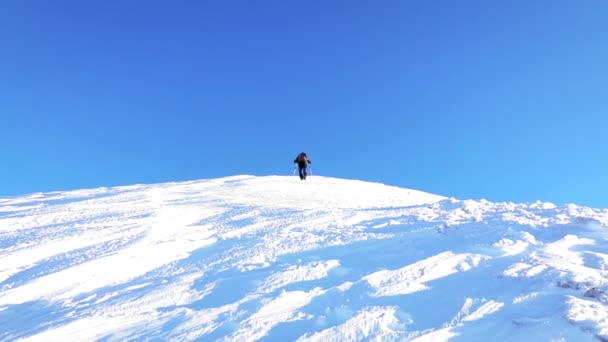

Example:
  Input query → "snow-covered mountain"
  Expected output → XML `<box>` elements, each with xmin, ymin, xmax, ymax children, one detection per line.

<box><xmin>2</xmin><ymin>175</ymin><xmax>608</xmax><ymax>341</ymax></box>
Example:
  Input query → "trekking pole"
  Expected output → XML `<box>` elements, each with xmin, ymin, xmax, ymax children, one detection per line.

<box><xmin>292</xmin><ymin>165</ymin><xmax>297</xmax><ymax>176</ymax></box>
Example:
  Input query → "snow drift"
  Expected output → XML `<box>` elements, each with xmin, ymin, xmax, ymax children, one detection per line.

<box><xmin>1</xmin><ymin>175</ymin><xmax>608</xmax><ymax>341</ymax></box>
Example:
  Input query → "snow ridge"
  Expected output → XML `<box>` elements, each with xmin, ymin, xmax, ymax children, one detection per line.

<box><xmin>1</xmin><ymin>175</ymin><xmax>608</xmax><ymax>341</ymax></box>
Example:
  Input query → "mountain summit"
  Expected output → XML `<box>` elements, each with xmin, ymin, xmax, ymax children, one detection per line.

<box><xmin>1</xmin><ymin>176</ymin><xmax>608</xmax><ymax>341</ymax></box>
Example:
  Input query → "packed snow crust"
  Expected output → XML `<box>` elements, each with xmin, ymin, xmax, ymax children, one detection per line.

<box><xmin>1</xmin><ymin>175</ymin><xmax>608</xmax><ymax>341</ymax></box>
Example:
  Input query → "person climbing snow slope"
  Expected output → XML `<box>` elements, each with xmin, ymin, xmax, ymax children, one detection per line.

<box><xmin>294</xmin><ymin>152</ymin><xmax>312</xmax><ymax>180</ymax></box>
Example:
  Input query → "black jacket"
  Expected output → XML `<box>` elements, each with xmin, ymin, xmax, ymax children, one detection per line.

<box><xmin>294</xmin><ymin>153</ymin><xmax>312</xmax><ymax>168</ymax></box>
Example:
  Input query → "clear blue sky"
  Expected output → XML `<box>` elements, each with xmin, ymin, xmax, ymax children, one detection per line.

<box><xmin>1</xmin><ymin>1</ymin><xmax>607</xmax><ymax>207</ymax></box>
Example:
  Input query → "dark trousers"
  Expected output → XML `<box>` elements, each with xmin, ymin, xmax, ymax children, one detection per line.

<box><xmin>298</xmin><ymin>166</ymin><xmax>308</xmax><ymax>180</ymax></box>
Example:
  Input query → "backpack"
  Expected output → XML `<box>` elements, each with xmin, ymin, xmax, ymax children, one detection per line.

<box><xmin>296</xmin><ymin>153</ymin><xmax>308</xmax><ymax>165</ymax></box>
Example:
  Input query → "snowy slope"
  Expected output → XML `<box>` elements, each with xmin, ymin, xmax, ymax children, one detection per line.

<box><xmin>1</xmin><ymin>175</ymin><xmax>608</xmax><ymax>341</ymax></box>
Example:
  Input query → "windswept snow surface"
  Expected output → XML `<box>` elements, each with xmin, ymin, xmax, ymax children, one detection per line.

<box><xmin>1</xmin><ymin>175</ymin><xmax>608</xmax><ymax>341</ymax></box>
